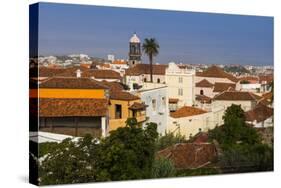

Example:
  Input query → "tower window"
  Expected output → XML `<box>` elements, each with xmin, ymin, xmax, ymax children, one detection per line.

<box><xmin>200</xmin><ymin>89</ymin><xmax>204</xmax><ymax>95</ymax></box>
<box><xmin>179</xmin><ymin>77</ymin><xmax>183</xmax><ymax>83</ymax></box>
<box><xmin>178</xmin><ymin>88</ymin><xmax>183</xmax><ymax>96</ymax></box>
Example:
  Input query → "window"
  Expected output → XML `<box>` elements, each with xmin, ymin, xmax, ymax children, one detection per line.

<box><xmin>115</xmin><ymin>104</ymin><xmax>122</xmax><ymax>119</ymax></box>
<box><xmin>157</xmin><ymin>78</ymin><xmax>160</xmax><ymax>83</ymax></box>
<box><xmin>200</xmin><ymin>89</ymin><xmax>204</xmax><ymax>95</ymax></box>
<box><xmin>178</xmin><ymin>88</ymin><xmax>183</xmax><ymax>96</ymax></box>
<box><xmin>179</xmin><ymin>77</ymin><xmax>183</xmax><ymax>83</ymax></box>
<box><xmin>152</xmin><ymin>99</ymin><xmax>156</xmax><ymax>111</ymax></box>
<box><xmin>144</xmin><ymin>78</ymin><xmax>147</xmax><ymax>82</ymax></box>
<box><xmin>162</xmin><ymin>97</ymin><xmax>166</xmax><ymax>106</ymax></box>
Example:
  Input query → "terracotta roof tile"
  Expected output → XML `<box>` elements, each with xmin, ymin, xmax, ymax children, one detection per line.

<box><xmin>110</xmin><ymin>91</ymin><xmax>140</xmax><ymax>101</ymax></box>
<box><xmin>195</xmin><ymin>79</ymin><xmax>214</xmax><ymax>88</ymax></box>
<box><xmin>213</xmin><ymin>91</ymin><xmax>261</xmax><ymax>101</ymax></box>
<box><xmin>195</xmin><ymin>95</ymin><xmax>212</xmax><ymax>104</ymax></box>
<box><xmin>125</xmin><ymin>64</ymin><xmax>168</xmax><ymax>76</ymax></box>
<box><xmin>112</xmin><ymin>60</ymin><xmax>128</xmax><ymax>65</ymax></box>
<box><xmin>245</xmin><ymin>104</ymin><xmax>273</xmax><ymax>123</ymax></box>
<box><xmin>169</xmin><ymin>98</ymin><xmax>179</xmax><ymax>103</ymax></box>
<box><xmin>129</xmin><ymin>102</ymin><xmax>147</xmax><ymax>110</ymax></box>
<box><xmin>156</xmin><ymin>143</ymin><xmax>217</xmax><ymax>169</ymax></box>
<box><xmin>39</xmin><ymin>77</ymin><xmax>108</xmax><ymax>89</ymax></box>
<box><xmin>196</xmin><ymin>66</ymin><xmax>238</xmax><ymax>82</ymax></box>
<box><xmin>213</xmin><ymin>82</ymin><xmax>236</xmax><ymax>93</ymax></box>
<box><xmin>83</xmin><ymin>69</ymin><xmax>122</xmax><ymax>79</ymax></box>
<box><xmin>259</xmin><ymin>75</ymin><xmax>273</xmax><ymax>84</ymax></box>
<box><xmin>39</xmin><ymin>98</ymin><xmax>108</xmax><ymax>117</ymax></box>
<box><xmin>170</xmin><ymin>106</ymin><xmax>207</xmax><ymax>118</ymax></box>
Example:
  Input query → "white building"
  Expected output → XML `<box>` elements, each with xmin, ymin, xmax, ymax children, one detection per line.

<box><xmin>165</xmin><ymin>62</ymin><xmax>195</xmax><ymax>108</ymax></box>
<box><xmin>107</xmin><ymin>54</ymin><xmax>115</xmax><ymax>62</ymax></box>
<box><xmin>134</xmin><ymin>82</ymin><xmax>169</xmax><ymax>135</ymax></box>
<box><xmin>167</xmin><ymin>106</ymin><xmax>216</xmax><ymax>139</ymax></box>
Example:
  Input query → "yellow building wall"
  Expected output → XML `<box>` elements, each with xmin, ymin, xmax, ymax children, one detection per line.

<box><xmin>108</xmin><ymin>99</ymin><xmax>145</xmax><ymax>132</ymax></box>
<box><xmin>30</xmin><ymin>89</ymin><xmax>106</xmax><ymax>99</ymax></box>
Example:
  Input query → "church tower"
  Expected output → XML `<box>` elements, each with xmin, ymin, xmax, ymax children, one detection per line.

<box><xmin>128</xmin><ymin>33</ymin><xmax>141</xmax><ymax>67</ymax></box>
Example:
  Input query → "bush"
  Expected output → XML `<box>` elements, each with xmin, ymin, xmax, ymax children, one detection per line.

<box><xmin>151</xmin><ymin>157</ymin><xmax>176</xmax><ymax>178</ymax></box>
<box><xmin>156</xmin><ymin>132</ymin><xmax>186</xmax><ymax>151</ymax></box>
<box><xmin>39</xmin><ymin>118</ymin><xmax>159</xmax><ymax>185</ymax></box>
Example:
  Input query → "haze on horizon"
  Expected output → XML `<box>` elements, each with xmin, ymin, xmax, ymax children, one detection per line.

<box><xmin>36</xmin><ymin>3</ymin><xmax>274</xmax><ymax>66</ymax></box>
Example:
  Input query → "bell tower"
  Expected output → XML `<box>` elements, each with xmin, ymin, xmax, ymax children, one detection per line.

<box><xmin>128</xmin><ymin>33</ymin><xmax>141</xmax><ymax>67</ymax></box>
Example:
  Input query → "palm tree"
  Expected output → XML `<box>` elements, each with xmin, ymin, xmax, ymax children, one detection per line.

<box><xmin>142</xmin><ymin>38</ymin><xmax>159</xmax><ymax>83</ymax></box>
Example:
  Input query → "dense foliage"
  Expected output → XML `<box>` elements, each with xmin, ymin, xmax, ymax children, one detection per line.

<box><xmin>208</xmin><ymin>104</ymin><xmax>273</xmax><ymax>173</ymax></box>
<box><xmin>151</xmin><ymin>157</ymin><xmax>176</xmax><ymax>178</ymax></box>
<box><xmin>39</xmin><ymin>119</ymin><xmax>158</xmax><ymax>185</ymax></box>
<box><xmin>155</xmin><ymin>132</ymin><xmax>186</xmax><ymax>151</ymax></box>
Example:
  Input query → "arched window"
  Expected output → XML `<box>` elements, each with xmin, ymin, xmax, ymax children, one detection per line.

<box><xmin>200</xmin><ymin>89</ymin><xmax>204</xmax><ymax>95</ymax></box>
<box><xmin>157</xmin><ymin>78</ymin><xmax>160</xmax><ymax>83</ymax></box>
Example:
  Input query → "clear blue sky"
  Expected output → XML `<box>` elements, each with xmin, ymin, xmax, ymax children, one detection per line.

<box><xmin>37</xmin><ymin>2</ymin><xmax>273</xmax><ymax>66</ymax></box>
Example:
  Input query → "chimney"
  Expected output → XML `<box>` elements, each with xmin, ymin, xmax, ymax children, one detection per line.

<box><xmin>76</xmin><ymin>69</ymin><xmax>82</xmax><ymax>78</ymax></box>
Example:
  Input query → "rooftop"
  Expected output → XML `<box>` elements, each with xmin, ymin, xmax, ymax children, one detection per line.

<box><xmin>156</xmin><ymin>143</ymin><xmax>217</xmax><ymax>169</ymax></box>
<box><xmin>196</xmin><ymin>66</ymin><xmax>238</xmax><ymax>82</ymax></box>
<box><xmin>39</xmin><ymin>98</ymin><xmax>108</xmax><ymax>117</ymax></box>
<box><xmin>39</xmin><ymin>77</ymin><xmax>108</xmax><ymax>89</ymax></box>
<box><xmin>195</xmin><ymin>79</ymin><xmax>214</xmax><ymax>88</ymax></box>
<box><xmin>245</xmin><ymin>104</ymin><xmax>273</xmax><ymax>123</ymax></box>
<box><xmin>213</xmin><ymin>91</ymin><xmax>261</xmax><ymax>101</ymax></box>
<box><xmin>170</xmin><ymin>106</ymin><xmax>207</xmax><ymax>118</ymax></box>
<box><xmin>213</xmin><ymin>82</ymin><xmax>236</xmax><ymax>93</ymax></box>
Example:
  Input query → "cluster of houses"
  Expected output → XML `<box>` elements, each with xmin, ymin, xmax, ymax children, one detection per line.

<box><xmin>30</xmin><ymin>33</ymin><xmax>274</xmax><ymax>141</ymax></box>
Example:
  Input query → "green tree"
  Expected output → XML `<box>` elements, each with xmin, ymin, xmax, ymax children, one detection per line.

<box><xmin>96</xmin><ymin>120</ymin><xmax>158</xmax><ymax>181</ymax></box>
<box><xmin>39</xmin><ymin>135</ymin><xmax>100</xmax><ymax>185</ymax></box>
<box><xmin>208</xmin><ymin>104</ymin><xmax>272</xmax><ymax>173</ymax></box>
<box><xmin>39</xmin><ymin>118</ymin><xmax>159</xmax><ymax>185</ymax></box>
<box><xmin>151</xmin><ymin>157</ymin><xmax>176</xmax><ymax>178</ymax></box>
<box><xmin>142</xmin><ymin>38</ymin><xmax>159</xmax><ymax>83</ymax></box>
<box><xmin>156</xmin><ymin>132</ymin><xmax>186</xmax><ymax>151</ymax></box>
<box><xmin>214</xmin><ymin>104</ymin><xmax>261</xmax><ymax>145</ymax></box>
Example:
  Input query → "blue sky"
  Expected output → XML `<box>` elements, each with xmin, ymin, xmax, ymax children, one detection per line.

<box><xmin>37</xmin><ymin>3</ymin><xmax>273</xmax><ymax>65</ymax></box>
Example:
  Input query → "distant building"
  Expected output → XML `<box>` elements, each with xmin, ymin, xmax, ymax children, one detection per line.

<box><xmin>107</xmin><ymin>54</ymin><xmax>115</xmax><ymax>62</ymax></box>
<box><xmin>128</xmin><ymin>33</ymin><xmax>142</xmax><ymax>67</ymax></box>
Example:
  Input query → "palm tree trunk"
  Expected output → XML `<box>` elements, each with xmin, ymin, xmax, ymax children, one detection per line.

<box><xmin>149</xmin><ymin>54</ymin><xmax>153</xmax><ymax>83</ymax></box>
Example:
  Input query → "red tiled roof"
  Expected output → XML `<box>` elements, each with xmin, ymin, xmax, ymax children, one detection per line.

<box><xmin>213</xmin><ymin>82</ymin><xmax>236</xmax><ymax>93</ymax></box>
<box><xmin>84</xmin><ymin>69</ymin><xmax>122</xmax><ymax>79</ymax></box>
<box><xmin>129</xmin><ymin>102</ymin><xmax>147</xmax><ymax>110</ymax></box>
<box><xmin>125</xmin><ymin>64</ymin><xmax>168</xmax><ymax>76</ymax></box>
<box><xmin>110</xmin><ymin>91</ymin><xmax>140</xmax><ymax>101</ymax></box>
<box><xmin>196</xmin><ymin>66</ymin><xmax>238</xmax><ymax>82</ymax></box>
<box><xmin>213</xmin><ymin>91</ymin><xmax>261</xmax><ymax>101</ymax></box>
<box><xmin>156</xmin><ymin>143</ymin><xmax>217</xmax><ymax>169</ymax></box>
<box><xmin>112</xmin><ymin>60</ymin><xmax>127</xmax><ymax>65</ymax></box>
<box><xmin>195</xmin><ymin>79</ymin><xmax>214</xmax><ymax>88</ymax></box>
<box><xmin>259</xmin><ymin>75</ymin><xmax>273</xmax><ymax>84</ymax></box>
<box><xmin>100</xmin><ymin>81</ymin><xmax>124</xmax><ymax>91</ymax></box>
<box><xmin>239</xmin><ymin>76</ymin><xmax>259</xmax><ymax>83</ymax></box>
<box><xmin>39</xmin><ymin>77</ymin><xmax>108</xmax><ymax>89</ymax></box>
<box><xmin>170</xmin><ymin>106</ymin><xmax>207</xmax><ymax>118</ymax></box>
<box><xmin>169</xmin><ymin>98</ymin><xmax>179</xmax><ymax>104</ymax></box>
<box><xmin>195</xmin><ymin>95</ymin><xmax>212</xmax><ymax>104</ymax></box>
<box><xmin>192</xmin><ymin>132</ymin><xmax>209</xmax><ymax>144</ymax></box>
<box><xmin>245</xmin><ymin>104</ymin><xmax>273</xmax><ymax>123</ymax></box>
<box><xmin>39</xmin><ymin>98</ymin><xmax>108</xmax><ymax>117</ymax></box>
